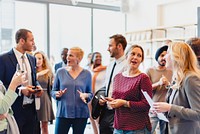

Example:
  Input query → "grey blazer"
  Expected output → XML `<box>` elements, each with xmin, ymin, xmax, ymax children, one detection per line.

<box><xmin>168</xmin><ymin>75</ymin><xmax>200</xmax><ymax>134</ymax></box>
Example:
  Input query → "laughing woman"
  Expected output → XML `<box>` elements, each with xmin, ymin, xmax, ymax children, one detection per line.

<box><xmin>51</xmin><ymin>47</ymin><xmax>93</xmax><ymax>134</ymax></box>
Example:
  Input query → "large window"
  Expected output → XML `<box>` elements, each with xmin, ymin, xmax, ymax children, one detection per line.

<box><xmin>93</xmin><ymin>9</ymin><xmax>125</xmax><ymax>65</ymax></box>
<box><xmin>0</xmin><ymin>0</ymin><xmax>14</xmax><ymax>52</ymax></box>
<box><xmin>50</xmin><ymin>4</ymin><xmax>91</xmax><ymax>67</ymax></box>
<box><xmin>15</xmin><ymin>1</ymin><xmax>47</xmax><ymax>52</ymax></box>
<box><xmin>0</xmin><ymin>0</ymin><xmax>125</xmax><ymax>67</ymax></box>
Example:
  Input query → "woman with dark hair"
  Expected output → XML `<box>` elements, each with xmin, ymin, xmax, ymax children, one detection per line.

<box><xmin>89</xmin><ymin>52</ymin><xmax>106</xmax><ymax>134</ymax></box>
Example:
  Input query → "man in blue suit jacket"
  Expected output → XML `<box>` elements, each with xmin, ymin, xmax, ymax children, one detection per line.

<box><xmin>54</xmin><ymin>48</ymin><xmax>68</xmax><ymax>73</ymax></box>
<box><xmin>0</xmin><ymin>29</ymin><xmax>43</xmax><ymax>134</ymax></box>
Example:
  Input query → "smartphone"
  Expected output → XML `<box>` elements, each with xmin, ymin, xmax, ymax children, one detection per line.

<box><xmin>100</xmin><ymin>95</ymin><xmax>106</xmax><ymax>101</ymax></box>
<box><xmin>35</xmin><ymin>89</ymin><xmax>41</xmax><ymax>93</ymax></box>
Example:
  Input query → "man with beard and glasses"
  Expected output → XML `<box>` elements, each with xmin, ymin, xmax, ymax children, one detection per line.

<box><xmin>145</xmin><ymin>45</ymin><xmax>173</xmax><ymax>134</ymax></box>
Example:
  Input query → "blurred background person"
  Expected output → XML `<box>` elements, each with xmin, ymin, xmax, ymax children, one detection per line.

<box><xmin>153</xmin><ymin>42</ymin><xmax>200</xmax><ymax>134</ymax></box>
<box><xmin>90</xmin><ymin>52</ymin><xmax>107</xmax><ymax>94</ymax></box>
<box><xmin>0</xmin><ymin>73</ymin><xmax>26</xmax><ymax>134</ymax></box>
<box><xmin>51</xmin><ymin>47</ymin><xmax>93</xmax><ymax>134</ymax></box>
<box><xmin>88</xmin><ymin>52</ymin><xmax>107</xmax><ymax>134</ymax></box>
<box><xmin>34</xmin><ymin>51</ymin><xmax>55</xmax><ymax>134</ymax></box>
<box><xmin>108</xmin><ymin>45</ymin><xmax>152</xmax><ymax>134</ymax></box>
<box><xmin>54</xmin><ymin>48</ymin><xmax>68</xmax><ymax>73</ymax></box>
<box><xmin>186</xmin><ymin>37</ymin><xmax>200</xmax><ymax>65</ymax></box>
<box><xmin>84</xmin><ymin>52</ymin><xmax>93</xmax><ymax>71</ymax></box>
<box><xmin>146</xmin><ymin>45</ymin><xmax>172</xmax><ymax>134</ymax></box>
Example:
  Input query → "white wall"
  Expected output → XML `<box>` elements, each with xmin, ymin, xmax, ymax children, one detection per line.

<box><xmin>126</xmin><ymin>0</ymin><xmax>200</xmax><ymax>31</ymax></box>
<box><xmin>126</xmin><ymin>0</ymin><xmax>158</xmax><ymax>31</ymax></box>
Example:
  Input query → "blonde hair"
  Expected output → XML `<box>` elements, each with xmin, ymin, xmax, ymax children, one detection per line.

<box><xmin>70</xmin><ymin>47</ymin><xmax>84</xmax><ymax>61</ymax></box>
<box><xmin>34</xmin><ymin>51</ymin><xmax>53</xmax><ymax>79</ymax></box>
<box><xmin>169</xmin><ymin>42</ymin><xmax>200</xmax><ymax>87</ymax></box>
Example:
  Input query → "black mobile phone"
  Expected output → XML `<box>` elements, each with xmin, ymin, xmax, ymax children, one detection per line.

<box><xmin>35</xmin><ymin>89</ymin><xmax>41</xmax><ymax>93</ymax></box>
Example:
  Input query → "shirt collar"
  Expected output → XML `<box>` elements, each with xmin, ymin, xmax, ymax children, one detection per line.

<box><xmin>13</xmin><ymin>48</ymin><xmax>27</xmax><ymax>59</ymax></box>
<box><xmin>115</xmin><ymin>55</ymin><xmax>126</xmax><ymax>64</ymax></box>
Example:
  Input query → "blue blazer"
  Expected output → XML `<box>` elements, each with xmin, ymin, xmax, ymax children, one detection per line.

<box><xmin>54</xmin><ymin>62</ymin><xmax>63</xmax><ymax>73</ymax></box>
<box><xmin>0</xmin><ymin>49</ymin><xmax>38</xmax><ymax>126</ymax></box>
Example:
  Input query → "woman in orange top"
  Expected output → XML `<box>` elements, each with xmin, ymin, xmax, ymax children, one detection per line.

<box><xmin>89</xmin><ymin>52</ymin><xmax>106</xmax><ymax>134</ymax></box>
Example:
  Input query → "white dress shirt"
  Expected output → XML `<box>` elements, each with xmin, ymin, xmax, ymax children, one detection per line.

<box><xmin>105</xmin><ymin>55</ymin><xmax>127</xmax><ymax>98</ymax></box>
<box><xmin>13</xmin><ymin>48</ymin><xmax>33</xmax><ymax>105</ymax></box>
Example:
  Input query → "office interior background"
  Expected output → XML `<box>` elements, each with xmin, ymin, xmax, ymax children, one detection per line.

<box><xmin>0</xmin><ymin>0</ymin><xmax>200</xmax><ymax>69</ymax></box>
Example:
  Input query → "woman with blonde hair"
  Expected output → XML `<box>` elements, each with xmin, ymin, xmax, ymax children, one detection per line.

<box><xmin>34</xmin><ymin>51</ymin><xmax>55</xmax><ymax>134</ymax></box>
<box><xmin>153</xmin><ymin>42</ymin><xmax>200</xmax><ymax>134</ymax></box>
<box><xmin>51</xmin><ymin>47</ymin><xmax>93</xmax><ymax>134</ymax></box>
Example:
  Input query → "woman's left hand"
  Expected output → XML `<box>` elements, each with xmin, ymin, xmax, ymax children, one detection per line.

<box><xmin>77</xmin><ymin>90</ymin><xmax>88</xmax><ymax>103</ymax></box>
<box><xmin>153</xmin><ymin>102</ymin><xmax>171</xmax><ymax>113</ymax></box>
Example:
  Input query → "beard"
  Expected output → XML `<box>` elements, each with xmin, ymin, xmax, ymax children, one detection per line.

<box><xmin>110</xmin><ymin>52</ymin><xmax>115</xmax><ymax>58</ymax></box>
<box><xmin>110</xmin><ymin>49</ymin><xmax>118</xmax><ymax>58</ymax></box>
<box><xmin>158</xmin><ymin>59</ymin><xmax>166</xmax><ymax>66</ymax></box>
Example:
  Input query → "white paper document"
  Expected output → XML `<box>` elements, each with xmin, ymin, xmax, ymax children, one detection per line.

<box><xmin>141</xmin><ymin>90</ymin><xmax>169</xmax><ymax>122</ymax></box>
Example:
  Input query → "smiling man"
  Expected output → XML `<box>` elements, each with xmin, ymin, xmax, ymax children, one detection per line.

<box><xmin>145</xmin><ymin>45</ymin><xmax>173</xmax><ymax>134</ymax></box>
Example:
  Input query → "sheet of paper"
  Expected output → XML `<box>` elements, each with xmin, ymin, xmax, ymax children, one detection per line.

<box><xmin>141</xmin><ymin>90</ymin><xmax>169</xmax><ymax>122</ymax></box>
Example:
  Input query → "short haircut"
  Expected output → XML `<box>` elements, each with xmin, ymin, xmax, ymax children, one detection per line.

<box><xmin>70</xmin><ymin>47</ymin><xmax>84</xmax><ymax>61</ymax></box>
<box><xmin>109</xmin><ymin>34</ymin><xmax>127</xmax><ymax>51</ymax></box>
<box><xmin>15</xmin><ymin>29</ymin><xmax>32</xmax><ymax>44</ymax></box>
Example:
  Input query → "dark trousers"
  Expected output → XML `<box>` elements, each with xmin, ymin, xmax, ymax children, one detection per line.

<box><xmin>15</xmin><ymin>103</ymin><xmax>37</xmax><ymax>134</ymax></box>
<box><xmin>99</xmin><ymin>109</ymin><xmax>115</xmax><ymax>134</ymax></box>
<box><xmin>34</xmin><ymin>121</ymin><xmax>41</xmax><ymax>134</ymax></box>
<box><xmin>55</xmin><ymin>117</ymin><xmax>87</xmax><ymax>134</ymax></box>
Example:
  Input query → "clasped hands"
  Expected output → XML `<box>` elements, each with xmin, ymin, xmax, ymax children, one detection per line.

<box><xmin>99</xmin><ymin>97</ymin><xmax>127</xmax><ymax>108</ymax></box>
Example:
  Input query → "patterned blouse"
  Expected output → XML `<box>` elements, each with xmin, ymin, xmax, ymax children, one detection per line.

<box><xmin>112</xmin><ymin>72</ymin><xmax>152</xmax><ymax>131</ymax></box>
